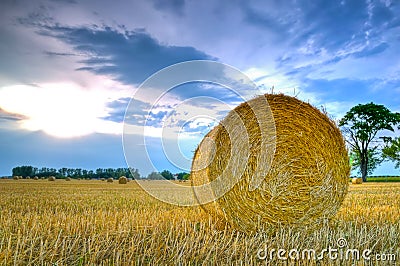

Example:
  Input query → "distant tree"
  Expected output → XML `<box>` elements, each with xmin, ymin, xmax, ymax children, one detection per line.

<box><xmin>350</xmin><ymin>147</ymin><xmax>384</xmax><ymax>176</ymax></box>
<box><xmin>12</xmin><ymin>165</ymin><xmax>37</xmax><ymax>177</ymax></box>
<box><xmin>382</xmin><ymin>137</ymin><xmax>400</xmax><ymax>169</ymax></box>
<box><xmin>147</xmin><ymin>172</ymin><xmax>163</xmax><ymax>180</ymax></box>
<box><xmin>10</xmin><ymin>165</ymin><xmax>142</xmax><ymax>180</ymax></box>
<box><xmin>339</xmin><ymin>103</ymin><xmax>400</xmax><ymax>181</ymax></box>
<box><xmin>176</xmin><ymin>172</ymin><xmax>188</xmax><ymax>180</ymax></box>
<box><xmin>160</xmin><ymin>170</ymin><xmax>174</xmax><ymax>180</ymax></box>
<box><xmin>182</xmin><ymin>173</ymin><xmax>190</xmax><ymax>180</ymax></box>
<box><xmin>129</xmin><ymin>168</ymin><xmax>140</xmax><ymax>179</ymax></box>
<box><xmin>59</xmin><ymin>167</ymin><xmax>68</xmax><ymax>177</ymax></box>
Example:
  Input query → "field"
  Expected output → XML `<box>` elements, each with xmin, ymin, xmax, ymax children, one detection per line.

<box><xmin>0</xmin><ymin>180</ymin><xmax>399</xmax><ymax>265</ymax></box>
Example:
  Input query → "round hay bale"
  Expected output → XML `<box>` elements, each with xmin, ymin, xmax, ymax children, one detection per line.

<box><xmin>48</xmin><ymin>176</ymin><xmax>56</xmax><ymax>181</ymax></box>
<box><xmin>66</xmin><ymin>177</ymin><xmax>72</xmax><ymax>181</ymax></box>
<box><xmin>33</xmin><ymin>176</ymin><xmax>39</xmax><ymax>180</ymax></box>
<box><xmin>12</xmin><ymin>176</ymin><xmax>18</xmax><ymax>180</ymax></box>
<box><xmin>107</xmin><ymin>178</ymin><xmax>114</xmax><ymax>183</ymax></box>
<box><xmin>119</xmin><ymin>176</ymin><xmax>128</xmax><ymax>184</ymax></box>
<box><xmin>351</xmin><ymin>177</ymin><xmax>363</xmax><ymax>184</ymax></box>
<box><xmin>100</xmin><ymin>178</ymin><xmax>106</xmax><ymax>181</ymax></box>
<box><xmin>25</xmin><ymin>176</ymin><xmax>30</xmax><ymax>179</ymax></box>
<box><xmin>191</xmin><ymin>94</ymin><xmax>350</xmax><ymax>232</ymax></box>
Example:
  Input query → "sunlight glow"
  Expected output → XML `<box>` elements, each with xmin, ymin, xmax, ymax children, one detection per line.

<box><xmin>0</xmin><ymin>83</ymin><xmax>124</xmax><ymax>138</ymax></box>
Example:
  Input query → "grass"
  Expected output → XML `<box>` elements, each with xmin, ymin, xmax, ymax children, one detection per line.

<box><xmin>0</xmin><ymin>179</ymin><xmax>399</xmax><ymax>265</ymax></box>
<box><xmin>367</xmin><ymin>176</ymin><xmax>400</xmax><ymax>182</ymax></box>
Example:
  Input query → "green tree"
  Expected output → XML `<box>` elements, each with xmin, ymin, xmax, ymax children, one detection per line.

<box><xmin>176</xmin><ymin>172</ymin><xmax>188</xmax><ymax>180</ymax></box>
<box><xmin>350</xmin><ymin>147</ymin><xmax>383</xmax><ymax>176</ymax></box>
<box><xmin>382</xmin><ymin>137</ymin><xmax>400</xmax><ymax>169</ymax></box>
<box><xmin>339</xmin><ymin>103</ymin><xmax>400</xmax><ymax>181</ymax></box>
<box><xmin>182</xmin><ymin>173</ymin><xmax>190</xmax><ymax>180</ymax></box>
<box><xmin>160</xmin><ymin>170</ymin><xmax>174</xmax><ymax>180</ymax></box>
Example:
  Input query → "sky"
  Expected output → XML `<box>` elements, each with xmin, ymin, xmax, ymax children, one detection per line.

<box><xmin>0</xmin><ymin>0</ymin><xmax>399</xmax><ymax>177</ymax></box>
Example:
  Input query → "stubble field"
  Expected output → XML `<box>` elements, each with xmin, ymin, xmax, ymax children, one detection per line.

<box><xmin>0</xmin><ymin>179</ymin><xmax>399</xmax><ymax>265</ymax></box>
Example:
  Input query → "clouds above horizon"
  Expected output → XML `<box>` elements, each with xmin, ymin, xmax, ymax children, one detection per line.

<box><xmin>0</xmin><ymin>0</ymin><xmax>399</xmax><ymax>175</ymax></box>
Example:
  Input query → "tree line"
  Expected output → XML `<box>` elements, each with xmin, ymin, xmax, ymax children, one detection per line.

<box><xmin>11</xmin><ymin>166</ymin><xmax>189</xmax><ymax>180</ymax></box>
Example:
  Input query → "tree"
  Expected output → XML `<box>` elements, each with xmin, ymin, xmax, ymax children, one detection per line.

<box><xmin>350</xmin><ymin>147</ymin><xmax>383</xmax><ymax>176</ymax></box>
<box><xmin>129</xmin><ymin>168</ymin><xmax>140</xmax><ymax>179</ymax></box>
<box><xmin>182</xmin><ymin>173</ymin><xmax>190</xmax><ymax>180</ymax></box>
<box><xmin>339</xmin><ymin>103</ymin><xmax>400</xmax><ymax>181</ymax></box>
<box><xmin>176</xmin><ymin>172</ymin><xmax>188</xmax><ymax>180</ymax></box>
<box><xmin>382</xmin><ymin>137</ymin><xmax>400</xmax><ymax>169</ymax></box>
<box><xmin>147</xmin><ymin>172</ymin><xmax>163</xmax><ymax>180</ymax></box>
<box><xmin>160</xmin><ymin>170</ymin><xmax>174</xmax><ymax>180</ymax></box>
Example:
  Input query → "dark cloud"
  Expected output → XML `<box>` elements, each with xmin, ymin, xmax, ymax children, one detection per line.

<box><xmin>43</xmin><ymin>51</ymin><xmax>78</xmax><ymax>57</ymax></box>
<box><xmin>35</xmin><ymin>25</ymin><xmax>214</xmax><ymax>85</ymax></box>
<box><xmin>0</xmin><ymin>108</ymin><xmax>27</xmax><ymax>121</ymax></box>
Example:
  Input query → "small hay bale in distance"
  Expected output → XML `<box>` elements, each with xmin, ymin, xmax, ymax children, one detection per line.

<box><xmin>351</xmin><ymin>178</ymin><xmax>363</xmax><ymax>184</ymax></box>
<box><xmin>66</xmin><ymin>177</ymin><xmax>72</xmax><ymax>181</ymax></box>
<box><xmin>25</xmin><ymin>176</ymin><xmax>30</xmax><ymax>179</ymax></box>
<box><xmin>107</xmin><ymin>178</ymin><xmax>114</xmax><ymax>183</ymax></box>
<box><xmin>48</xmin><ymin>176</ymin><xmax>56</xmax><ymax>181</ymax></box>
<box><xmin>118</xmin><ymin>176</ymin><xmax>128</xmax><ymax>184</ymax></box>
<box><xmin>33</xmin><ymin>176</ymin><xmax>39</xmax><ymax>180</ymax></box>
<box><xmin>100</xmin><ymin>178</ymin><xmax>105</xmax><ymax>181</ymax></box>
<box><xmin>191</xmin><ymin>94</ymin><xmax>350</xmax><ymax>232</ymax></box>
<box><xmin>12</xmin><ymin>176</ymin><xmax>18</xmax><ymax>180</ymax></box>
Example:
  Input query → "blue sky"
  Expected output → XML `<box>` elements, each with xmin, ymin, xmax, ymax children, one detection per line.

<box><xmin>0</xmin><ymin>0</ymin><xmax>399</xmax><ymax>176</ymax></box>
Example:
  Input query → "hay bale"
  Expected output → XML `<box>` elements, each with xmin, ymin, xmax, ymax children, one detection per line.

<box><xmin>107</xmin><ymin>178</ymin><xmax>114</xmax><ymax>183</ymax></box>
<box><xmin>33</xmin><ymin>176</ymin><xmax>39</xmax><ymax>180</ymax></box>
<box><xmin>26</xmin><ymin>176</ymin><xmax>30</xmax><ymax>179</ymax></box>
<box><xmin>118</xmin><ymin>176</ymin><xmax>128</xmax><ymax>184</ymax></box>
<box><xmin>191</xmin><ymin>94</ymin><xmax>350</xmax><ymax>232</ymax></box>
<box><xmin>12</xmin><ymin>176</ymin><xmax>18</xmax><ymax>180</ymax></box>
<box><xmin>351</xmin><ymin>178</ymin><xmax>363</xmax><ymax>184</ymax></box>
<box><xmin>66</xmin><ymin>177</ymin><xmax>72</xmax><ymax>181</ymax></box>
<box><xmin>48</xmin><ymin>176</ymin><xmax>56</xmax><ymax>181</ymax></box>
<box><xmin>100</xmin><ymin>178</ymin><xmax>105</xmax><ymax>181</ymax></box>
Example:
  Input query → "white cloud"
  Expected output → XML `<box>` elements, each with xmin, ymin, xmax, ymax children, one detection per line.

<box><xmin>0</xmin><ymin>76</ymin><xmax>133</xmax><ymax>138</ymax></box>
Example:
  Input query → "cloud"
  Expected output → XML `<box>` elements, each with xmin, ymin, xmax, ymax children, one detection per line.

<box><xmin>352</xmin><ymin>42</ymin><xmax>389</xmax><ymax>58</ymax></box>
<box><xmin>0</xmin><ymin>108</ymin><xmax>27</xmax><ymax>122</ymax></box>
<box><xmin>36</xmin><ymin>24</ymin><xmax>215</xmax><ymax>85</ymax></box>
<box><xmin>0</xmin><ymin>81</ymin><xmax>130</xmax><ymax>138</ymax></box>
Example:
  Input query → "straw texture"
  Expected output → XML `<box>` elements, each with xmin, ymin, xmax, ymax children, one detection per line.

<box><xmin>352</xmin><ymin>178</ymin><xmax>363</xmax><ymax>184</ymax></box>
<box><xmin>119</xmin><ymin>176</ymin><xmax>128</xmax><ymax>184</ymax></box>
<box><xmin>191</xmin><ymin>94</ymin><xmax>350</xmax><ymax>232</ymax></box>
